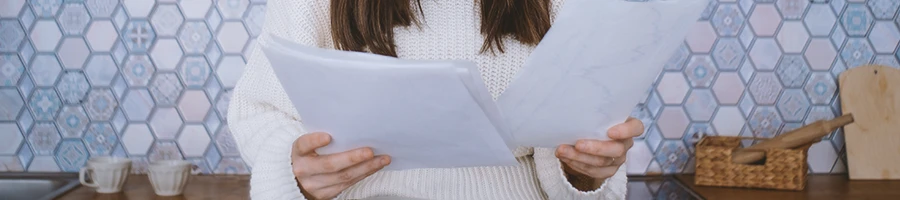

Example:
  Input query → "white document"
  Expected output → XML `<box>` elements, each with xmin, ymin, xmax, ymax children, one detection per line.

<box><xmin>261</xmin><ymin>0</ymin><xmax>708</xmax><ymax>170</ymax></box>
<box><xmin>498</xmin><ymin>0</ymin><xmax>709</xmax><ymax>147</ymax></box>
<box><xmin>262</xmin><ymin>38</ymin><xmax>518</xmax><ymax>170</ymax></box>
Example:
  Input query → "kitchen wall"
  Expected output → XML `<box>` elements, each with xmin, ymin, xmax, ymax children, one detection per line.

<box><xmin>0</xmin><ymin>0</ymin><xmax>893</xmax><ymax>175</ymax></box>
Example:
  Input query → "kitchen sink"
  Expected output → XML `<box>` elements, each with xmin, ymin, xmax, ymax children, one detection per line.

<box><xmin>0</xmin><ymin>173</ymin><xmax>80</xmax><ymax>200</ymax></box>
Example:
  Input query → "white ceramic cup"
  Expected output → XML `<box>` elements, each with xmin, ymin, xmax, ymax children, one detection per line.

<box><xmin>79</xmin><ymin>156</ymin><xmax>132</xmax><ymax>193</ymax></box>
<box><xmin>148</xmin><ymin>160</ymin><xmax>192</xmax><ymax>196</ymax></box>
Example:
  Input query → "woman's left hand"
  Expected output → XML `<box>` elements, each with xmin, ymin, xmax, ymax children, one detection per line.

<box><xmin>555</xmin><ymin>117</ymin><xmax>644</xmax><ymax>189</ymax></box>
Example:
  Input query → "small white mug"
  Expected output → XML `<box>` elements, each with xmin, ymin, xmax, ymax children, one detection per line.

<box><xmin>148</xmin><ymin>160</ymin><xmax>192</xmax><ymax>196</ymax></box>
<box><xmin>79</xmin><ymin>156</ymin><xmax>132</xmax><ymax>193</ymax></box>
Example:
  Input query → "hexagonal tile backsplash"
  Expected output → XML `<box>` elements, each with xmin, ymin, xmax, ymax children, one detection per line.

<box><xmin>0</xmin><ymin>0</ymin><xmax>892</xmax><ymax>175</ymax></box>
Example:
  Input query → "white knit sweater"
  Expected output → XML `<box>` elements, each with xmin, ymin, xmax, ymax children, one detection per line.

<box><xmin>227</xmin><ymin>0</ymin><xmax>628</xmax><ymax>199</ymax></box>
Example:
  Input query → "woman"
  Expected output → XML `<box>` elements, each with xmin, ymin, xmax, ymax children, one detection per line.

<box><xmin>228</xmin><ymin>0</ymin><xmax>644</xmax><ymax>199</ymax></box>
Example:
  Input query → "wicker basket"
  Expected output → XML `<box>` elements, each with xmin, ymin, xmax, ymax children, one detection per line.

<box><xmin>694</xmin><ymin>136</ymin><xmax>812</xmax><ymax>191</ymax></box>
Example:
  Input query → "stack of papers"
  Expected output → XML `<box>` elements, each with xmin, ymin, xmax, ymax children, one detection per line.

<box><xmin>262</xmin><ymin>0</ymin><xmax>709</xmax><ymax>170</ymax></box>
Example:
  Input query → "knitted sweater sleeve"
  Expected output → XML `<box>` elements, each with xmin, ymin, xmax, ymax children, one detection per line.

<box><xmin>227</xmin><ymin>1</ymin><xmax>328</xmax><ymax>199</ymax></box>
<box><xmin>533</xmin><ymin>147</ymin><xmax>628</xmax><ymax>199</ymax></box>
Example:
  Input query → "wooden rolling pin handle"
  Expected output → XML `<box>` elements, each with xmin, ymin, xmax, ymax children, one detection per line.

<box><xmin>731</xmin><ymin>114</ymin><xmax>855</xmax><ymax>164</ymax></box>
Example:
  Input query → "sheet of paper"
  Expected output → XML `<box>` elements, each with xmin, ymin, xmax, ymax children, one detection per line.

<box><xmin>261</xmin><ymin>39</ymin><xmax>518</xmax><ymax>170</ymax></box>
<box><xmin>498</xmin><ymin>0</ymin><xmax>709</xmax><ymax>147</ymax></box>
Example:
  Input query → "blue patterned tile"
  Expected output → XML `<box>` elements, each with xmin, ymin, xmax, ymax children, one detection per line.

<box><xmin>111</xmin><ymin>144</ymin><xmax>126</xmax><ymax>158</ymax></box>
<box><xmin>84</xmin><ymin>55</ymin><xmax>117</xmax><ymax>86</ymax></box>
<box><xmin>207</xmin><ymin>5</ymin><xmax>223</xmax><ymax>31</ymax></box>
<box><xmin>30</xmin><ymin>0</ymin><xmax>62</xmax><ymax>18</ymax></box>
<box><xmin>867</xmin><ymin>0</ymin><xmax>900</xmax><ymax>20</ymax></box>
<box><xmin>749</xmin><ymin>38</ymin><xmax>782</xmax><ymax>71</ymax></box>
<box><xmin>739</xmin><ymin>24</ymin><xmax>754</xmax><ymax>49</ymax></box>
<box><xmin>684</xmin><ymin>55</ymin><xmax>718</xmax><ymax>87</ymax></box>
<box><xmin>85</xmin><ymin>0</ymin><xmax>117</xmax><ymax>18</ymax></box>
<box><xmin>17</xmin><ymin>107</ymin><xmax>33</xmax><ymax>133</ymax></box>
<box><xmin>712</xmin><ymin>4</ymin><xmax>744</xmax><ymax>37</ymax></box>
<box><xmin>712</xmin><ymin>38</ymin><xmax>745</xmax><ymax>71</ymax></box>
<box><xmin>83</xmin><ymin>122</ymin><xmax>117</xmax><ymax>156</ymax></box>
<box><xmin>214</xmin><ymin>157</ymin><xmax>248</xmax><ymax>174</ymax></box>
<box><xmin>805</xmin><ymin>4</ymin><xmax>837</xmax><ymax>37</ymax></box>
<box><xmin>805</xmin><ymin>72</ymin><xmax>837</xmax><ymax>105</ymax></box>
<box><xmin>776</xmin><ymin>0</ymin><xmax>809</xmax><ymax>20</ymax></box>
<box><xmin>645</xmin><ymin>125</ymin><xmax>663</xmax><ymax>152</ymax></box>
<box><xmin>869</xmin><ymin>21</ymin><xmax>900</xmax><ymax>54</ymax></box>
<box><xmin>630</xmin><ymin>105</ymin><xmax>653</xmax><ymax>139</ymax></box>
<box><xmin>121</xmin><ymin>89</ymin><xmax>154</xmax><ymax>121</ymax></box>
<box><xmin>148</xmin><ymin>141</ymin><xmax>184</xmax><ymax>162</ymax></box>
<box><xmin>654</xmin><ymin>140</ymin><xmax>689</xmax><ymax>174</ymax></box>
<box><xmin>180</xmin><ymin>56</ymin><xmax>211</xmax><ymax>89</ymax></box>
<box><xmin>738</xmin><ymin>59</ymin><xmax>753</xmax><ymax>84</ymax></box>
<box><xmin>149</xmin><ymin>4</ymin><xmax>184</xmax><ymax>37</ymax></box>
<box><xmin>149</xmin><ymin>73</ymin><xmax>183</xmax><ymax>106</ymax></box>
<box><xmin>28</xmin><ymin>122</ymin><xmax>61</xmax><ymax>156</ymax></box>
<box><xmin>56</xmin><ymin>106</ymin><xmax>88</xmax><ymax>138</ymax></box>
<box><xmin>178</xmin><ymin>22</ymin><xmax>212</xmax><ymax>54</ymax></box>
<box><xmin>17</xmin><ymin>143</ymin><xmax>33</xmax><ymax>170</ymax></box>
<box><xmin>0</xmin><ymin>89</ymin><xmax>24</xmax><ymax>121</ymax></box>
<box><xmin>748</xmin><ymin>72</ymin><xmax>782</xmax><ymax>105</ymax></box>
<box><xmin>683</xmin><ymin>89</ymin><xmax>717</xmax><ymax>121</ymax></box>
<box><xmin>663</xmin><ymin>44</ymin><xmax>689</xmax><ymax>71</ymax></box>
<box><xmin>149</xmin><ymin>108</ymin><xmax>182</xmax><ymax>140</ymax></box>
<box><xmin>112</xmin><ymin>40</ymin><xmax>126</xmax><ymax>64</ymax></box>
<box><xmin>111</xmin><ymin>109</ymin><xmax>125</xmax><ymax>133</ymax></box>
<box><xmin>776</xmin><ymin>55</ymin><xmax>811</xmax><ymax>88</ymax></box>
<box><xmin>217</xmin><ymin>0</ymin><xmax>249</xmax><ymax>20</ymax></box>
<box><xmin>873</xmin><ymin>55</ymin><xmax>900</xmax><ymax>68</ymax></box>
<box><xmin>56</xmin><ymin>3</ymin><xmax>90</xmax><ymax>35</ymax></box>
<box><xmin>28</xmin><ymin>88</ymin><xmax>61</xmax><ymax>121</ymax></box>
<box><xmin>19</xmin><ymin>5</ymin><xmax>36</xmax><ymax>31</ymax></box>
<box><xmin>840</xmin><ymin>4</ymin><xmax>873</xmax><ymax>37</ymax></box>
<box><xmin>245</xmin><ymin>4</ymin><xmax>265</xmax><ymax>37</ymax></box>
<box><xmin>683</xmin><ymin>123</ymin><xmax>714</xmax><ymax>153</ymax></box>
<box><xmin>831</xmin><ymin>58</ymin><xmax>847</xmax><ymax>78</ymax></box>
<box><xmin>831</xmin><ymin>24</ymin><xmax>848</xmax><ymax>49</ymax></box>
<box><xmin>216</xmin><ymin>90</ymin><xmax>230</xmax><ymax>120</ymax></box>
<box><xmin>205</xmin><ymin>144</ymin><xmax>221</xmax><ymax>171</ymax></box>
<box><xmin>187</xmin><ymin>158</ymin><xmax>211</xmax><ymax>175</ymax></box>
<box><xmin>56</xmin><ymin>71</ymin><xmax>89</xmax><ymax>104</ymax></box>
<box><xmin>205</xmin><ymin>42</ymin><xmax>222</xmax><ymax>67</ymax></box>
<box><xmin>84</xmin><ymin>89</ymin><xmax>116</xmax><ymax>121</ymax></box>
<box><xmin>0</xmin><ymin>20</ymin><xmax>26</xmax><ymax>52</ymax></box>
<box><xmin>112</xmin><ymin>75</ymin><xmax>126</xmax><ymax>100</ymax></box>
<box><xmin>840</xmin><ymin>38</ymin><xmax>875</xmax><ymax>68</ymax></box>
<box><xmin>112</xmin><ymin>6</ymin><xmax>128</xmax><ymax>30</ymax></box>
<box><xmin>205</xmin><ymin>75</ymin><xmax>221</xmax><ymax>101</ymax></box>
<box><xmin>19</xmin><ymin>41</ymin><xmax>35</xmax><ymax>66</ymax></box>
<box><xmin>54</xmin><ymin>139</ymin><xmax>87</xmax><ymax>172</ymax></box>
<box><xmin>215</xmin><ymin>128</ymin><xmax>240</xmax><ymax>157</ymax></box>
<box><xmin>121</xmin><ymin>20</ymin><xmax>156</xmax><ymax>53</ymax></box>
<box><xmin>748</xmin><ymin>106</ymin><xmax>784</xmax><ymax>138</ymax></box>
<box><xmin>18</xmin><ymin>72</ymin><xmax>33</xmax><ymax>99</ymax></box>
<box><xmin>699</xmin><ymin>0</ymin><xmax>716</xmax><ymax>20</ymax></box>
<box><xmin>29</xmin><ymin>54</ymin><xmax>62</xmax><ymax>87</ymax></box>
<box><xmin>646</xmin><ymin>91</ymin><xmax>663</xmax><ymax>118</ymax></box>
<box><xmin>806</xmin><ymin>106</ymin><xmax>836</xmax><ymax>125</ymax></box>
<box><xmin>122</xmin><ymin>54</ymin><xmax>155</xmax><ymax>87</ymax></box>
<box><xmin>778</xmin><ymin>122</ymin><xmax>804</xmax><ymax>136</ymax></box>
<box><xmin>831</xmin><ymin>0</ymin><xmax>847</xmax><ymax>15</ymax></box>
<box><xmin>776</xmin><ymin>89</ymin><xmax>810</xmax><ymax>122</ymax></box>
<box><xmin>178</xmin><ymin>0</ymin><xmax>212</xmax><ymax>20</ymax></box>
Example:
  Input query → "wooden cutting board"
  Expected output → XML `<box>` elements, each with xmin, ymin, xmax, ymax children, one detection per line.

<box><xmin>839</xmin><ymin>65</ymin><xmax>900</xmax><ymax>180</ymax></box>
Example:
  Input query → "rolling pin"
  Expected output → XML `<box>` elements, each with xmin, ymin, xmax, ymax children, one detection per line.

<box><xmin>731</xmin><ymin>114</ymin><xmax>855</xmax><ymax>164</ymax></box>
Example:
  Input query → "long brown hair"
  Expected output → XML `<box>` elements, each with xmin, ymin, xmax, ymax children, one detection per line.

<box><xmin>330</xmin><ymin>0</ymin><xmax>552</xmax><ymax>57</ymax></box>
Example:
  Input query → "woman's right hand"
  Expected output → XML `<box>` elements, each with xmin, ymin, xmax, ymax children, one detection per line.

<box><xmin>292</xmin><ymin>132</ymin><xmax>391</xmax><ymax>200</ymax></box>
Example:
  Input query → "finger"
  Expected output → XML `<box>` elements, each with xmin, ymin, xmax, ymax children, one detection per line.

<box><xmin>309</xmin><ymin>147</ymin><xmax>376</xmax><ymax>173</ymax></box>
<box><xmin>293</xmin><ymin>132</ymin><xmax>331</xmax><ymax>157</ymax></box>
<box><xmin>559</xmin><ymin>158</ymin><xmax>593</xmax><ymax>177</ymax></box>
<box><xmin>315</xmin><ymin>155</ymin><xmax>390</xmax><ymax>188</ymax></box>
<box><xmin>575</xmin><ymin>139</ymin><xmax>627</xmax><ymax>158</ymax></box>
<box><xmin>304</xmin><ymin>183</ymin><xmax>343</xmax><ymax>200</ymax></box>
<box><xmin>564</xmin><ymin>159</ymin><xmax>619</xmax><ymax>179</ymax></box>
<box><xmin>608</xmin><ymin>117</ymin><xmax>644</xmax><ymax>140</ymax></box>
<box><xmin>623</xmin><ymin>138</ymin><xmax>634</xmax><ymax>150</ymax></box>
<box><xmin>557</xmin><ymin>145</ymin><xmax>613</xmax><ymax>167</ymax></box>
<box><xmin>612</xmin><ymin>156</ymin><xmax>627</xmax><ymax>166</ymax></box>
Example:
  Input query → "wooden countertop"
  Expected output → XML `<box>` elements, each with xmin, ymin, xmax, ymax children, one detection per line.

<box><xmin>676</xmin><ymin>174</ymin><xmax>900</xmax><ymax>200</ymax></box>
<box><xmin>57</xmin><ymin>175</ymin><xmax>250</xmax><ymax>200</ymax></box>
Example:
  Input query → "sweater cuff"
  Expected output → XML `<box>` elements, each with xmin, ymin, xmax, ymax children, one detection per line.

<box><xmin>533</xmin><ymin>147</ymin><xmax>628</xmax><ymax>200</ymax></box>
<box><xmin>229</xmin><ymin>112</ymin><xmax>307</xmax><ymax>200</ymax></box>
